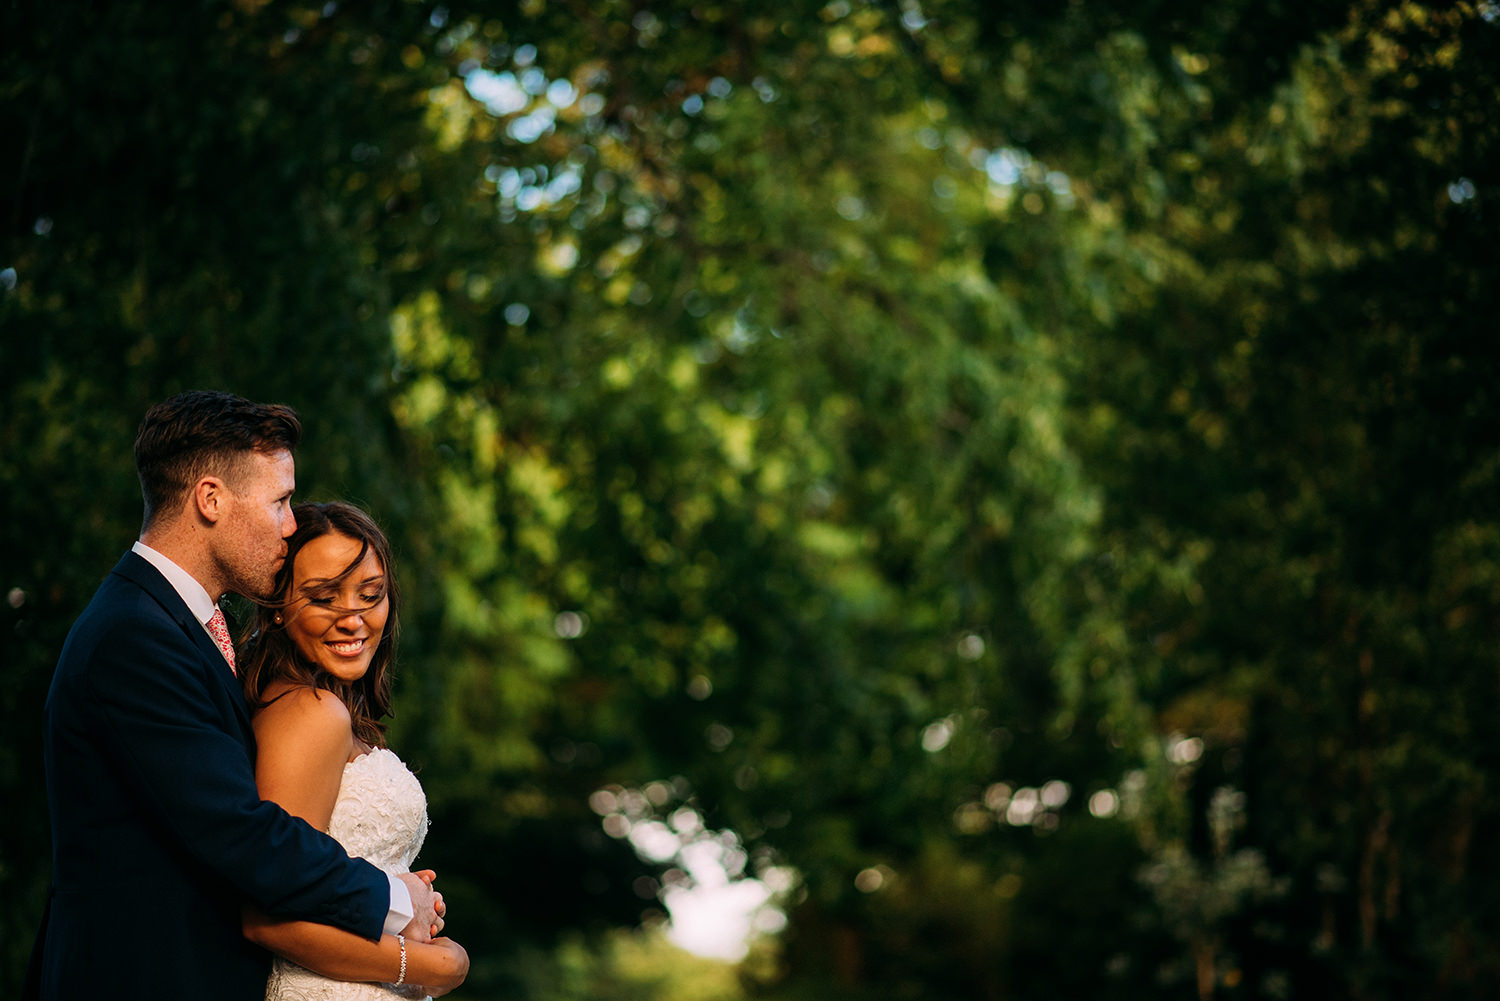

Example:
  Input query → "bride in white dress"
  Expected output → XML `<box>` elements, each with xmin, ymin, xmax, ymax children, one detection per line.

<box><xmin>237</xmin><ymin>503</ymin><xmax>468</xmax><ymax>1000</ymax></box>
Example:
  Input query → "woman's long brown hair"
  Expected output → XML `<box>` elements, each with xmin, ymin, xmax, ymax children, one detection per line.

<box><xmin>238</xmin><ymin>501</ymin><xmax>400</xmax><ymax>747</ymax></box>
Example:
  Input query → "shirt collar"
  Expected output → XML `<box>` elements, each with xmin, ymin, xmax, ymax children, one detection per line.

<box><xmin>131</xmin><ymin>540</ymin><xmax>219</xmax><ymax>626</ymax></box>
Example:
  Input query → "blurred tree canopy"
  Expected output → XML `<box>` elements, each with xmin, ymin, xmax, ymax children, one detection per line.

<box><xmin>3</xmin><ymin>1</ymin><xmax>1497</xmax><ymax>998</ymax></box>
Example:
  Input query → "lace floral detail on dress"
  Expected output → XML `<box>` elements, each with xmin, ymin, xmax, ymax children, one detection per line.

<box><xmin>265</xmin><ymin>963</ymin><xmax>426</xmax><ymax>1001</ymax></box>
<box><xmin>328</xmin><ymin>748</ymin><xmax>429</xmax><ymax>872</ymax></box>
<box><xmin>264</xmin><ymin>748</ymin><xmax>431</xmax><ymax>1001</ymax></box>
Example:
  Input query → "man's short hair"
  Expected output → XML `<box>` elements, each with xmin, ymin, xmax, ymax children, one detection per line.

<box><xmin>134</xmin><ymin>391</ymin><xmax>301</xmax><ymax>531</ymax></box>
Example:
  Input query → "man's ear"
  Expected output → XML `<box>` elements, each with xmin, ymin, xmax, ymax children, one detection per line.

<box><xmin>194</xmin><ymin>477</ymin><xmax>227</xmax><ymax>524</ymax></box>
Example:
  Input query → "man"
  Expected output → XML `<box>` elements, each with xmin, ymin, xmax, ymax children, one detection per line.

<box><xmin>28</xmin><ymin>391</ymin><xmax>447</xmax><ymax>999</ymax></box>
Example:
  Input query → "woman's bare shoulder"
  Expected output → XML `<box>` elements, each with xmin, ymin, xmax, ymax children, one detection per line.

<box><xmin>253</xmin><ymin>683</ymin><xmax>353</xmax><ymax>746</ymax></box>
<box><xmin>250</xmin><ymin>683</ymin><xmax>357</xmax><ymax>824</ymax></box>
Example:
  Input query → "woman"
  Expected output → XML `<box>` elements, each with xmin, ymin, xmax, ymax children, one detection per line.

<box><xmin>238</xmin><ymin>502</ymin><xmax>467</xmax><ymax>1000</ymax></box>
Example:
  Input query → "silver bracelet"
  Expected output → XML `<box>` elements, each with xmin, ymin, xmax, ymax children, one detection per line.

<box><xmin>394</xmin><ymin>932</ymin><xmax>407</xmax><ymax>986</ymax></box>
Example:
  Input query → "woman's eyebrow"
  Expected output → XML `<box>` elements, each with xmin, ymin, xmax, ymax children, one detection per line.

<box><xmin>298</xmin><ymin>573</ymin><xmax>385</xmax><ymax>590</ymax></box>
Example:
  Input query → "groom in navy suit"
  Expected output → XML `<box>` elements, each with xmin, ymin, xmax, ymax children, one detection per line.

<box><xmin>29</xmin><ymin>392</ymin><xmax>443</xmax><ymax>1000</ymax></box>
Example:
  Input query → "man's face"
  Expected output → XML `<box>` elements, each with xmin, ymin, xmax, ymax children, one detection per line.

<box><xmin>212</xmin><ymin>449</ymin><xmax>296</xmax><ymax>599</ymax></box>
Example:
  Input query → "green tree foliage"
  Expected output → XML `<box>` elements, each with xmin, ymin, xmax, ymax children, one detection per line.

<box><xmin>3</xmin><ymin>1</ymin><xmax>1497</xmax><ymax>998</ymax></box>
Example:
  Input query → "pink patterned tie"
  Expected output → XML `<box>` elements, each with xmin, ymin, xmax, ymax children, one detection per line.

<box><xmin>207</xmin><ymin>607</ymin><xmax>237</xmax><ymax>675</ymax></box>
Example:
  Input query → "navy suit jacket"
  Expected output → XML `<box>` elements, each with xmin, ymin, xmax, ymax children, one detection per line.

<box><xmin>30</xmin><ymin>551</ymin><xmax>391</xmax><ymax>1000</ymax></box>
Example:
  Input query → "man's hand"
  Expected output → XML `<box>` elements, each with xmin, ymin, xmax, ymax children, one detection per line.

<box><xmin>397</xmin><ymin>869</ymin><xmax>447</xmax><ymax>942</ymax></box>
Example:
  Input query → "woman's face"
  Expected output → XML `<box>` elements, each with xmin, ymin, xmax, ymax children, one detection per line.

<box><xmin>283</xmin><ymin>531</ymin><xmax>390</xmax><ymax>683</ymax></box>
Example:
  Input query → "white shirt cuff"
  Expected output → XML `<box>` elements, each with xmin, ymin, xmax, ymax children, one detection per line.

<box><xmin>383</xmin><ymin>873</ymin><xmax>415</xmax><ymax>935</ymax></box>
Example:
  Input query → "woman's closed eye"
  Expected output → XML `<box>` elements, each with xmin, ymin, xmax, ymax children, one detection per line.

<box><xmin>302</xmin><ymin>590</ymin><xmax>384</xmax><ymax>608</ymax></box>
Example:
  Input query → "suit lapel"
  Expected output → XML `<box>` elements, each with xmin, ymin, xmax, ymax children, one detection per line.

<box><xmin>111</xmin><ymin>551</ymin><xmax>255</xmax><ymax>737</ymax></box>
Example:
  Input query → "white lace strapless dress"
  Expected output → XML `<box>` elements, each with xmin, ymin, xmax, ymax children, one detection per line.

<box><xmin>265</xmin><ymin>747</ymin><xmax>431</xmax><ymax>1001</ymax></box>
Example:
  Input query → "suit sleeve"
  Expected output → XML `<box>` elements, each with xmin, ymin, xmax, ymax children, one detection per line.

<box><xmin>75</xmin><ymin>610</ymin><xmax>389</xmax><ymax>940</ymax></box>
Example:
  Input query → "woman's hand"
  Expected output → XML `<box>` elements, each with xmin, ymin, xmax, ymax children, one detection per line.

<box><xmin>245</xmin><ymin>905</ymin><xmax>469</xmax><ymax>993</ymax></box>
<box><xmin>418</xmin><ymin>937</ymin><xmax>470</xmax><ymax>998</ymax></box>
